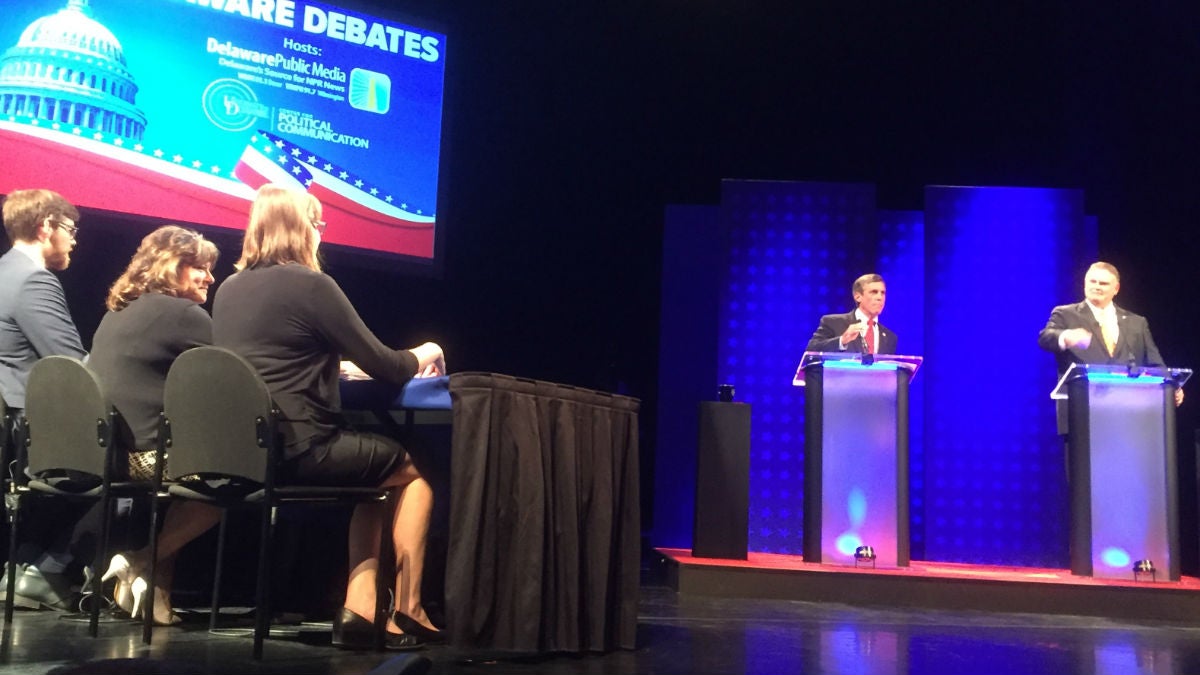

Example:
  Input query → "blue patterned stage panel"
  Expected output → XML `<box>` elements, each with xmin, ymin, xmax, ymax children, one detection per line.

<box><xmin>718</xmin><ymin>180</ymin><xmax>877</xmax><ymax>554</ymax></box>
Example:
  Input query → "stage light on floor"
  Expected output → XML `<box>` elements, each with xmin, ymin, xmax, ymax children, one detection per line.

<box><xmin>854</xmin><ymin>545</ymin><xmax>876</xmax><ymax>568</ymax></box>
<box><xmin>1132</xmin><ymin>559</ymin><xmax>1156</xmax><ymax>582</ymax></box>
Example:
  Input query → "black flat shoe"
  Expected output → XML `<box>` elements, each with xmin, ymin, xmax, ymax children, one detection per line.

<box><xmin>392</xmin><ymin>612</ymin><xmax>446</xmax><ymax>643</ymax></box>
<box><xmin>332</xmin><ymin>608</ymin><xmax>423</xmax><ymax>651</ymax></box>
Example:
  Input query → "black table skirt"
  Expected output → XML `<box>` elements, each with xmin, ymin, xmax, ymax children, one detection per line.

<box><xmin>446</xmin><ymin>372</ymin><xmax>640</xmax><ymax>652</ymax></box>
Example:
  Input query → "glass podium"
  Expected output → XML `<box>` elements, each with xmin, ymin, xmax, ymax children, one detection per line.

<box><xmin>1052</xmin><ymin>363</ymin><xmax>1192</xmax><ymax>580</ymax></box>
<box><xmin>794</xmin><ymin>351</ymin><xmax>922</xmax><ymax>567</ymax></box>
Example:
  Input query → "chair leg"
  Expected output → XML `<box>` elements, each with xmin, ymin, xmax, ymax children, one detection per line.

<box><xmin>142</xmin><ymin>492</ymin><xmax>164</xmax><ymax>645</ymax></box>
<box><xmin>209</xmin><ymin>510</ymin><xmax>228</xmax><ymax>633</ymax></box>
<box><xmin>4</xmin><ymin>418</ymin><xmax>22</xmax><ymax>625</ymax></box>
<box><xmin>374</xmin><ymin>493</ymin><xmax>396</xmax><ymax>651</ymax></box>
<box><xmin>4</xmin><ymin>490</ymin><xmax>20</xmax><ymax>624</ymax></box>
<box><xmin>252</xmin><ymin>505</ymin><xmax>275</xmax><ymax>660</ymax></box>
<box><xmin>91</xmin><ymin>493</ymin><xmax>115</xmax><ymax>638</ymax></box>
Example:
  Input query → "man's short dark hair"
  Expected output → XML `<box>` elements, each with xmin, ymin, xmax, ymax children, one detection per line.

<box><xmin>2</xmin><ymin>189</ymin><xmax>80</xmax><ymax>243</ymax></box>
<box><xmin>852</xmin><ymin>273</ymin><xmax>884</xmax><ymax>296</ymax></box>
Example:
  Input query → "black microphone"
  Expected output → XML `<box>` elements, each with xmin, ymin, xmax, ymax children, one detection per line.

<box><xmin>1126</xmin><ymin>353</ymin><xmax>1141</xmax><ymax>378</ymax></box>
<box><xmin>859</xmin><ymin>323</ymin><xmax>875</xmax><ymax>365</ymax></box>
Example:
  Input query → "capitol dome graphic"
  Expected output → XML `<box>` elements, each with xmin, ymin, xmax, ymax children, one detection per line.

<box><xmin>0</xmin><ymin>0</ymin><xmax>145</xmax><ymax>140</ymax></box>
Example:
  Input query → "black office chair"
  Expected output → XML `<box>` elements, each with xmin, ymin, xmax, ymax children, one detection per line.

<box><xmin>150</xmin><ymin>346</ymin><xmax>390</xmax><ymax>659</ymax></box>
<box><xmin>9</xmin><ymin>356</ymin><xmax>151</xmax><ymax>636</ymax></box>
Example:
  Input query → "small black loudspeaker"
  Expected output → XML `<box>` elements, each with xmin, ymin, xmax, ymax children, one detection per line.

<box><xmin>692</xmin><ymin>401</ymin><xmax>751</xmax><ymax>559</ymax></box>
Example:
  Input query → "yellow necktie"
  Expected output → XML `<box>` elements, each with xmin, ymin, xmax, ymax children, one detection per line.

<box><xmin>1100</xmin><ymin>321</ymin><xmax>1117</xmax><ymax>356</ymax></box>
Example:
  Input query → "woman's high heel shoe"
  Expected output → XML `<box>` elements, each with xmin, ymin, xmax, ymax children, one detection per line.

<box><xmin>331</xmin><ymin>608</ymin><xmax>422</xmax><ymax>651</ymax></box>
<box><xmin>101</xmin><ymin>554</ymin><xmax>135</xmax><ymax>585</ymax></box>
<box><xmin>392</xmin><ymin>612</ymin><xmax>445</xmax><ymax>643</ymax></box>
<box><xmin>103</xmin><ymin>554</ymin><xmax>140</xmax><ymax>617</ymax></box>
<box><xmin>129</xmin><ymin>577</ymin><xmax>148</xmax><ymax>620</ymax></box>
<box><xmin>113</xmin><ymin>579</ymin><xmax>134</xmax><ymax>616</ymax></box>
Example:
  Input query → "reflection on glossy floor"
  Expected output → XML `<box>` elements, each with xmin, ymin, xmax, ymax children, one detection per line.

<box><xmin>3</xmin><ymin>584</ymin><xmax>1200</xmax><ymax>675</ymax></box>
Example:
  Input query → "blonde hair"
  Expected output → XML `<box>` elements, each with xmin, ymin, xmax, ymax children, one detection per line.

<box><xmin>106</xmin><ymin>226</ymin><xmax>219</xmax><ymax>311</ymax></box>
<box><xmin>236</xmin><ymin>184</ymin><xmax>322</xmax><ymax>272</ymax></box>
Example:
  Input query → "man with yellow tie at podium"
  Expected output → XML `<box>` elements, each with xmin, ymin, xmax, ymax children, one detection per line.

<box><xmin>1038</xmin><ymin>261</ymin><xmax>1183</xmax><ymax>435</ymax></box>
<box><xmin>806</xmin><ymin>273</ymin><xmax>898</xmax><ymax>355</ymax></box>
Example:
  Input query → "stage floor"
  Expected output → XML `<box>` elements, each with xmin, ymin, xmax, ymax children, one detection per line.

<box><xmin>5</xmin><ymin>582</ymin><xmax>1200</xmax><ymax>674</ymax></box>
<box><xmin>658</xmin><ymin>548</ymin><xmax>1200</xmax><ymax>624</ymax></box>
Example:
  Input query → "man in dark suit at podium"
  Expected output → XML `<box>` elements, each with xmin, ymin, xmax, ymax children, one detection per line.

<box><xmin>1038</xmin><ymin>261</ymin><xmax>1182</xmax><ymax>433</ymax></box>
<box><xmin>806</xmin><ymin>273</ymin><xmax>898</xmax><ymax>355</ymax></box>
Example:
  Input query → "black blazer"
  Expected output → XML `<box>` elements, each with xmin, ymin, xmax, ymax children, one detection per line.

<box><xmin>1037</xmin><ymin>301</ymin><xmax>1164</xmax><ymax>374</ymax></box>
<box><xmin>806</xmin><ymin>311</ymin><xmax>898</xmax><ymax>355</ymax></box>
<box><xmin>1037</xmin><ymin>301</ymin><xmax>1166</xmax><ymax>435</ymax></box>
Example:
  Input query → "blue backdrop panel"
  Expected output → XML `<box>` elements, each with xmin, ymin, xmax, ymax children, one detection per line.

<box><xmin>922</xmin><ymin>186</ymin><xmax>1095</xmax><ymax>567</ymax></box>
<box><xmin>653</xmin><ymin>205</ymin><xmax>722</xmax><ymax>549</ymax></box>
<box><xmin>876</xmin><ymin>210</ymin><xmax>927</xmax><ymax>557</ymax></box>
<box><xmin>718</xmin><ymin>180</ymin><xmax>878</xmax><ymax>554</ymax></box>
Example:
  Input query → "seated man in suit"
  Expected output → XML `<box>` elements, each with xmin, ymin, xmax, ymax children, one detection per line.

<box><xmin>806</xmin><ymin>273</ymin><xmax>898</xmax><ymax>355</ymax></box>
<box><xmin>1037</xmin><ymin>261</ymin><xmax>1183</xmax><ymax>426</ymax></box>
<box><xmin>0</xmin><ymin>188</ymin><xmax>89</xmax><ymax>611</ymax></box>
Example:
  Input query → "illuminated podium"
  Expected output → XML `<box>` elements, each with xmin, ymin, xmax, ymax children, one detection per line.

<box><xmin>794</xmin><ymin>351</ymin><xmax>922</xmax><ymax>567</ymax></box>
<box><xmin>1052</xmin><ymin>364</ymin><xmax>1192</xmax><ymax>580</ymax></box>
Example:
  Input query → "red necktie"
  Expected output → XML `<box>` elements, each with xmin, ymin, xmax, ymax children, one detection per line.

<box><xmin>865</xmin><ymin>319</ymin><xmax>876</xmax><ymax>354</ymax></box>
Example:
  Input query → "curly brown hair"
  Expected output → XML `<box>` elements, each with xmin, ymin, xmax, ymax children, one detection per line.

<box><xmin>106</xmin><ymin>226</ymin><xmax>219</xmax><ymax>311</ymax></box>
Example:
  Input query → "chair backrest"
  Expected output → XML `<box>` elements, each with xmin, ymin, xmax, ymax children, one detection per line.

<box><xmin>163</xmin><ymin>346</ymin><xmax>273</xmax><ymax>483</ymax></box>
<box><xmin>24</xmin><ymin>356</ymin><xmax>114</xmax><ymax>478</ymax></box>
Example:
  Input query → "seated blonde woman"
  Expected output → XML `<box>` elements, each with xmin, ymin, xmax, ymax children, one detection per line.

<box><xmin>90</xmin><ymin>225</ymin><xmax>222</xmax><ymax>625</ymax></box>
<box><xmin>213</xmin><ymin>184</ymin><xmax>445</xmax><ymax>650</ymax></box>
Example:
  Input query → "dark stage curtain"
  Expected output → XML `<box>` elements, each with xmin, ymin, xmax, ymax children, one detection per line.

<box><xmin>445</xmin><ymin>372</ymin><xmax>640</xmax><ymax>653</ymax></box>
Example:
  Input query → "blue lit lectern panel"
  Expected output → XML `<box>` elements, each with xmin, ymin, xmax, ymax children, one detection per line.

<box><xmin>1087</xmin><ymin>374</ymin><xmax>1171</xmax><ymax>579</ymax></box>
<box><xmin>819</xmin><ymin>360</ymin><xmax>902</xmax><ymax>566</ymax></box>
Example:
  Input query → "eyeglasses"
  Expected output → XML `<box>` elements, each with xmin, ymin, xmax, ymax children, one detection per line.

<box><xmin>311</xmin><ymin>219</ymin><xmax>327</xmax><ymax>234</ymax></box>
<box><xmin>50</xmin><ymin>217</ymin><xmax>78</xmax><ymax>238</ymax></box>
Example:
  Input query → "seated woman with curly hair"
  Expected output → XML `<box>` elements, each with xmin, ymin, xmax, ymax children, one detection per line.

<box><xmin>90</xmin><ymin>225</ymin><xmax>223</xmax><ymax>625</ymax></box>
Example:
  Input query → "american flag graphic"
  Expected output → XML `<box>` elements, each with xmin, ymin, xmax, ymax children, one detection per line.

<box><xmin>234</xmin><ymin>131</ymin><xmax>435</xmax><ymax>254</ymax></box>
<box><xmin>235</xmin><ymin>131</ymin><xmax>433</xmax><ymax>229</ymax></box>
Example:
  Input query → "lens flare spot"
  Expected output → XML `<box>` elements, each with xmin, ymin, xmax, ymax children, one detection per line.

<box><xmin>1100</xmin><ymin>547</ymin><xmax>1131</xmax><ymax>568</ymax></box>
<box><xmin>836</xmin><ymin>533</ymin><xmax>863</xmax><ymax>556</ymax></box>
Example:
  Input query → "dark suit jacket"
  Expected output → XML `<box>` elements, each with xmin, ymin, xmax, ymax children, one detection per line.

<box><xmin>1037</xmin><ymin>301</ymin><xmax>1164</xmax><ymax>373</ymax></box>
<box><xmin>0</xmin><ymin>248</ymin><xmax>87</xmax><ymax>408</ymax></box>
<box><xmin>1037</xmin><ymin>300</ymin><xmax>1165</xmax><ymax>434</ymax></box>
<box><xmin>806</xmin><ymin>311</ymin><xmax>898</xmax><ymax>355</ymax></box>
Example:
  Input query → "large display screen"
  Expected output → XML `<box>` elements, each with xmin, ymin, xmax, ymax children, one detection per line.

<box><xmin>0</xmin><ymin>0</ymin><xmax>446</xmax><ymax>262</ymax></box>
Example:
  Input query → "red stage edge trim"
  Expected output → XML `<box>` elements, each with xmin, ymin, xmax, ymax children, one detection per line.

<box><xmin>657</xmin><ymin>546</ymin><xmax>1200</xmax><ymax>623</ymax></box>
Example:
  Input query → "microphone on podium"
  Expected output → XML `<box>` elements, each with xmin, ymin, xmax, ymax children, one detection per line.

<box><xmin>859</xmin><ymin>324</ymin><xmax>874</xmax><ymax>365</ymax></box>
